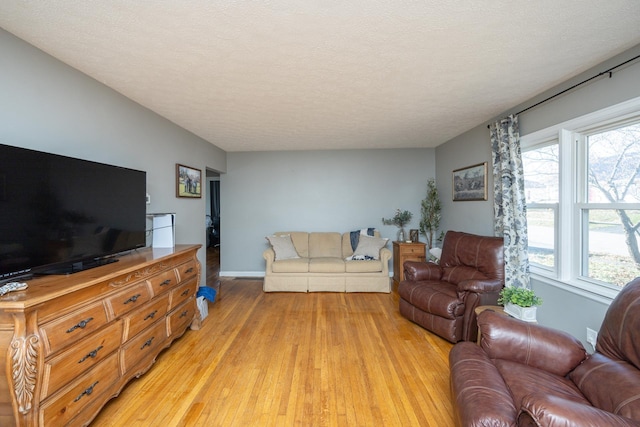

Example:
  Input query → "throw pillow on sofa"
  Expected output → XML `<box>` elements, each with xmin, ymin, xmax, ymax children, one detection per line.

<box><xmin>347</xmin><ymin>234</ymin><xmax>388</xmax><ymax>260</ymax></box>
<box><xmin>266</xmin><ymin>234</ymin><xmax>300</xmax><ymax>260</ymax></box>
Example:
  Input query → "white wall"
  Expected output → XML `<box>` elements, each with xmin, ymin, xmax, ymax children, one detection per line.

<box><xmin>0</xmin><ymin>29</ymin><xmax>227</xmax><ymax>286</ymax></box>
<box><xmin>435</xmin><ymin>44</ymin><xmax>640</xmax><ymax>347</ymax></box>
<box><xmin>221</xmin><ymin>148</ymin><xmax>435</xmax><ymax>275</ymax></box>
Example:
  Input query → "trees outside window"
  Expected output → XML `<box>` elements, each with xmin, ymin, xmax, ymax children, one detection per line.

<box><xmin>522</xmin><ymin>101</ymin><xmax>640</xmax><ymax>293</ymax></box>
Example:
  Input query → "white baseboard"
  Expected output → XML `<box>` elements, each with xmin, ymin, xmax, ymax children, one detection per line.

<box><xmin>219</xmin><ymin>271</ymin><xmax>265</xmax><ymax>278</ymax></box>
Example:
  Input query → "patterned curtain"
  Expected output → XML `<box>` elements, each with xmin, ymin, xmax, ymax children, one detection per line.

<box><xmin>490</xmin><ymin>115</ymin><xmax>530</xmax><ymax>288</ymax></box>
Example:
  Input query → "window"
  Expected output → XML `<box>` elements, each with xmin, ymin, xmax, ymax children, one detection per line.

<box><xmin>522</xmin><ymin>98</ymin><xmax>640</xmax><ymax>295</ymax></box>
<box><xmin>523</xmin><ymin>141</ymin><xmax>559</xmax><ymax>271</ymax></box>
<box><xmin>579</xmin><ymin>123</ymin><xmax>640</xmax><ymax>287</ymax></box>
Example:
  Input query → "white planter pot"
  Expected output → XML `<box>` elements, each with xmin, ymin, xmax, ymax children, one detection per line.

<box><xmin>504</xmin><ymin>303</ymin><xmax>537</xmax><ymax>322</ymax></box>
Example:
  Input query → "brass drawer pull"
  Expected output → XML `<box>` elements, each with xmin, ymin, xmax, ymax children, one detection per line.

<box><xmin>74</xmin><ymin>381</ymin><xmax>99</xmax><ymax>402</ymax></box>
<box><xmin>144</xmin><ymin>310</ymin><xmax>158</xmax><ymax>321</ymax></box>
<box><xmin>180</xmin><ymin>289</ymin><xmax>190</xmax><ymax>297</ymax></box>
<box><xmin>78</xmin><ymin>345</ymin><xmax>104</xmax><ymax>363</ymax></box>
<box><xmin>140</xmin><ymin>337</ymin><xmax>155</xmax><ymax>350</ymax></box>
<box><xmin>179</xmin><ymin>310</ymin><xmax>188</xmax><ymax>318</ymax></box>
<box><xmin>184</xmin><ymin>267</ymin><xmax>194</xmax><ymax>274</ymax></box>
<box><xmin>66</xmin><ymin>317</ymin><xmax>94</xmax><ymax>333</ymax></box>
<box><xmin>160</xmin><ymin>279</ymin><xmax>172</xmax><ymax>286</ymax></box>
<box><xmin>123</xmin><ymin>294</ymin><xmax>141</xmax><ymax>304</ymax></box>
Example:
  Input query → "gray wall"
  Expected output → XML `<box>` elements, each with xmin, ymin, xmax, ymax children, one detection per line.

<box><xmin>221</xmin><ymin>148</ymin><xmax>435</xmax><ymax>275</ymax></box>
<box><xmin>435</xmin><ymin>44</ymin><xmax>640</xmax><ymax>348</ymax></box>
<box><xmin>0</xmin><ymin>29</ymin><xmax>227</xmax><ymax>286</ymax></box>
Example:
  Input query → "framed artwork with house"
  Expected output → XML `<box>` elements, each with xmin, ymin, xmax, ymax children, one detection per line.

<box><xmin>452</xmin><ymin>162</ymin><xmax>487</xmax><ymax>201</ymax></box>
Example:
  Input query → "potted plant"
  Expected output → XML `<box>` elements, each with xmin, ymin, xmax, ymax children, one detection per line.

<box><xmin>382</xmin><ymin>209</ymin><xmax>412</xmax><ymax>242</ymax></box>
<box><xmin>419</xmin><ymin>178</ymin><xmax>443</xmax><ymax>252</ymax></box>
<box><xmin>498</xmin><ymin>286</ymin><xmax>543</xmax><ymax>322</ymax></box>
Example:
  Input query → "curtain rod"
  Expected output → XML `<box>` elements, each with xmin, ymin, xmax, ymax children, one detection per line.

<box><xmin>487</xmin><ymin>53</ymin><xmax>640</xmax><ymax>128</ymax></box>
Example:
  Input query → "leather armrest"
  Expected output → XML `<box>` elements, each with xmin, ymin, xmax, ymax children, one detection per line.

<box><xmin>478</xmin><ymin>310</ymin><xmax>588</xmax><ymax>376</ymax></box>
<box><xmin>458</xmin><ymin>279</ymin><xmax>503</xmax><ymax>293</ymax></box>
<box><xmin>450</xmin><ymin>342</ymin><xmax>518</xmax><ymax>426</ymax></box>
<box><xmin>403</xmin><ymin>261</ymin><xmax>442</xmax><ymax>281</ymax></box>
<box><xmin>519</xmin><ymin>394</ymin><xmax>640</xmax><ymax>427</ymax></box>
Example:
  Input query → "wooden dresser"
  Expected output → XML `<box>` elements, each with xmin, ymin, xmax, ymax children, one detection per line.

<box><xmin>392</xmin><ymin>241</ymin><xmax>426</xmax><ymax>287</ymax></box>
<box><xmin>0</xmin><ymin>244</ymin><xmax>201</xmax><ymax>427</ymax></box>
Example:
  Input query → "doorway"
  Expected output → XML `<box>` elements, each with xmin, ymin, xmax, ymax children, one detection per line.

<box><xmin>206</xmin><ymin>169</ymin><xmax>221</xmax><ymax>282</ymax></box>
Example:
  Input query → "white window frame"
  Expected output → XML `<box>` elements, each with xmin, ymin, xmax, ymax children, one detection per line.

<box><xmin>521</xmin><ymin>96</ymin><xmax>640</xmax><ymax>301</ymax></box>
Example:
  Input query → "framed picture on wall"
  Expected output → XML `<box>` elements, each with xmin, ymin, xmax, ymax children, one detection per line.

<box><xmin>176</xmin><ymin>164</ymin><xmax>202</xmax><ymax>198</ymax></box>
<box><xmin>452</xmin><ymin>162</ymin><xmax>487</xmax><ymax>201</ymax></box>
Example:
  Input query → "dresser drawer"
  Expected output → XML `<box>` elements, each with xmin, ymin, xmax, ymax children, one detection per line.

<box><xmin>121</xmin><ymin>320</ymin><xmax>167</xmax><ymax>372</ymax></box>
<box><xmin>122</xmin><ymin>293</ymin><xmax>169</xmax><ymax>341</ymax></box>
<box><xmin>399</xmin><ymin>245</ymin><xmax>425</xmax><ymax>256</ymax></box>
<box><xmin>169</xmin><ymin>278</ymin><xmax>197</xmax><ymax>311</ymax></box>
<box><xmin>176</xmin><ymin>260</ymin><xmax>198</xmax><ymax>282</ymax></box>
<box><xmin>41</xmin><ymin>321</ymin><xmax>123</xmax><ymax>400</ymax></box>
<box><xmin>39</xmin><ymin>302</ymin><xmax>109</xmax><ymax>355</ymax></box>
<box><xmin>39</xmin><ymin>352</ymin><xmax>119</xmax><ymax>427</ymax></box>
<box><xmin>147</xmin><ymin>269</ymin><xmax>178</xmax><ymax>296</ymax></box>
<box><xmin>106</xmin><ymin>283</ymin><xmax>152</xmax><ymax>318</ymax></box>
<box><xmin>167</xmin><ymin>298</ymin><xmax>196</xmax><ymax>338</ymax></box>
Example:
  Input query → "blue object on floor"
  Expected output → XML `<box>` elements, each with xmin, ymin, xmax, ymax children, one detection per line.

<box><xmin>197</xmin><ymin>286</ymin><xmax>217</xmax><ymax>303</ymax></box>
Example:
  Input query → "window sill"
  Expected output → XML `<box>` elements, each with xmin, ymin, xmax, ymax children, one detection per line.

<box><xmin>530</xmin><ymin>271</ymin><xmax>618</xmax><ymax>305</ymax></box>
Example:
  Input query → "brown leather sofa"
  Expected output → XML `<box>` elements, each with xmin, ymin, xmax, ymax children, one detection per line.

<box><xmin>449</xmin><ymin>277</ymin><xmax>640</xmax><ymax>427</ymax></box>
<box><xmin>398</xmin><ymin>230</ymin><xmax>504</xmax><ymax>343</ymax></box>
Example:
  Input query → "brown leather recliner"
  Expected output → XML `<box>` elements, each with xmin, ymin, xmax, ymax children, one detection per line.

<box><xmin>449</xmin><ymin>277</ymin><xmax>640</xmax><ymax>427</ymax></box>
<box><xmin>398</xmin><ymin>230</ymin><xmax>504</xmax><ymax>343</ymax></box>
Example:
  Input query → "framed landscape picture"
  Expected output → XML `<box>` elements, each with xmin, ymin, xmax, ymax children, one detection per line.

<box><xmin>452</xmin><ymin>162</ymin><xmax>487</xmax><ymax>201</ymax></box>
<box><xmin>176</xmin><ymin>164</ymin><xmax>202</xmax><ymax>198</ymax></box>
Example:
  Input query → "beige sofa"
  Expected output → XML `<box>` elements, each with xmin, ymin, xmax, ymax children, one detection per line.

<box><xmin>263</xmin><ymin>231</ymin><xmax>391</xmax><ymax>293</ymax></box>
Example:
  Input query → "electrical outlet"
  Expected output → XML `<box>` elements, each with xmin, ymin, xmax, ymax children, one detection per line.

<box><xmin>586</xmin><ymin>327</ymin><xmax>598</xmax><ymax>349</ymax></box>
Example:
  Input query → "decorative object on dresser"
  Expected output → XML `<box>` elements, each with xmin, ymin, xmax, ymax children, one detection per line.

<box><xmin>0</xmin><ymin>244</ymin><xmax>201</xmax><ymax>427</ymax></box>
<box><xmin>392</xmin><ymin>241</ymin><xmax>426</xmax><ymax>288</ymax></box>
<box><xmin>382</xmin><ymin>209</ymin><xmax>413</xmax><ymax>243</ymax></box>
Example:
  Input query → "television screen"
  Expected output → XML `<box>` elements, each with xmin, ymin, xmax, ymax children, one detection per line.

<box><xmin>0</xmin><ymin>144</ymin><xmax>147</xmax><ymax>281</ymax></box>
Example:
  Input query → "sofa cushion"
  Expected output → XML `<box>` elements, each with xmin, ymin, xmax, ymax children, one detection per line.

<box><xmin>266</xmin><ymin>234</ymin><xmax>300</xmax><ymax>260</ymax></box>
<box><xmin>345</xmin><ymin>259</ymin><xmax>383</xmax><ymax>273</ymax></box>
<box><xmin>569</xmin><ymin>353</ymin><xmax>640</xmax><ymax>419</ymax></box>
<box><xmin>271</xmin><ymin>258</ymin><xmax>309</xmax><ymax>273</ymax></box>
<box><xmin>309</xmin><ymin>232</ymin><xmax>342</xmax><ymax>258</ymax></box>
<box><xmin>346</xmin><ymin>234</ymin><xmax>388</xmax><ymax>260</ymax></box>
<box><xmin>309</xmin><ymin>257</ymin><xmax>345</xmax><ymax>273</ymax></box>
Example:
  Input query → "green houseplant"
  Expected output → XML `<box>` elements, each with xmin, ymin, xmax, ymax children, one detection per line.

<box><xmin>498</xmin><ymin>286</ymin><xmax>542</xmax><ymax>322</ymax></box>
<box><xmin>418</xmin><ymin>178</ymin><xmax>443</xmax><ymax>251</ymax></box>
<box><xmin>382</xmin><ymin>209</ymin><xmax>413</xmax><ymax>242</ymax></box>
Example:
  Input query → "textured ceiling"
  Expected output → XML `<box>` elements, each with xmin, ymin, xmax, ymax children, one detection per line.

<box><xmin>1</xmin><ymin>1</ymin><xmax>640</xmax><ymax>152</ymax></box>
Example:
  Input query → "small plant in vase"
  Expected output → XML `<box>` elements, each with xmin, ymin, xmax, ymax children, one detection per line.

<box><xmin>382</xmin><ymin>209</ymin><xmax>412</xmax><ymax>242</ymax></box>
<box><xmin>498</xmin><ymin>286</ymin><xmax>543</xmax><ymax>322</ymax></box>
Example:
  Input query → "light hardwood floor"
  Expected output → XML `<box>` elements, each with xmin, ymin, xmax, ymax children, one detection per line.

<box><xmin>92</xmin><ymin>257</ymin><xmax>455</xmax><ymax>426</ymax></box>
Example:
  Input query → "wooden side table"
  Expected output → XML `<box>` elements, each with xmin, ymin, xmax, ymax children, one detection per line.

<box><xmin>392</xmin><ymin>241</ymin><xmax>426</xmax><ymax>288</ymax></box>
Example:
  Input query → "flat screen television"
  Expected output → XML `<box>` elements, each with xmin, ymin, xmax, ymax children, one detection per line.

<box><xmin>0</xmin><ymin>143</ymin><xmax>147</xmax><ymax>282</ymax></box>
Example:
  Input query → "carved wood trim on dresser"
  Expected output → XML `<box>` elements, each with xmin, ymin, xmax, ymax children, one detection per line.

<box><xmin>0</xmin><ymin>244</ymin><xmax>201</xmax><ymax>427</ymax></box>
